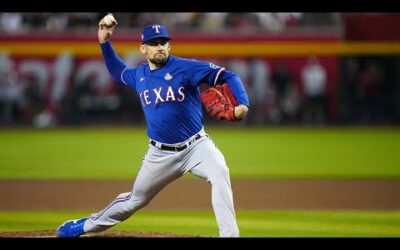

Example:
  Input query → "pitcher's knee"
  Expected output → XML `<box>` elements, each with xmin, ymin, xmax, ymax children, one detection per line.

<box><xmin>209</xmin><ymin>164</ymin><xmax>230</xmax><ymax>182</ymax></box>
<box><xmin>125</xmin><ymin>188</ymin><xmax>153</xmax><ymax>212</ymax></box>
<box><xmin>125</xmin><ymin>195</ymin><xmax>150</xmax><ymax>212</ymax></box>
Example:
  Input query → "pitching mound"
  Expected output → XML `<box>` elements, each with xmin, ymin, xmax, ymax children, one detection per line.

<box><xmin>0</xmin><ymin>230</ymin><xmax>197</xmax><ymax>238</ymax></box>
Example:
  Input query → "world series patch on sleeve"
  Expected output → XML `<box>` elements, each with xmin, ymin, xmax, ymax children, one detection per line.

<box><xmin>200</xmin><ymin>83</ymin><xmax>238</xmax><ymax>122</ymax></box>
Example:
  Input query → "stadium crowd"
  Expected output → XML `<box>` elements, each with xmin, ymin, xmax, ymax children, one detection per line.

<box><xmin>0</xmin><ymin>13</ymin><xmax>398</xmax><ymax>127</ymax></box>
<box><xmin>0</xmin><ymin>13</ymin><xmax>340</xmax><ymax>33</ymax></box>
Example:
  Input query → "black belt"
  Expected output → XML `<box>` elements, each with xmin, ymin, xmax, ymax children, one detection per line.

<box><xmin>150</xmin><ymin>134</ymin><xmax>202</xmax><ymax>152</ymax></box>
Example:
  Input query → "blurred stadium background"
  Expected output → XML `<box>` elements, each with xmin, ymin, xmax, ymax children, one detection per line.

<box><xmin>1</xmin><ymin>12</ymin><xmax>400</xmax><ymax>237</ymax></box>
<box><xmin>1</xmin><ymin>12</ymin><xmax>399</xmax><ymax>128</ymax></box>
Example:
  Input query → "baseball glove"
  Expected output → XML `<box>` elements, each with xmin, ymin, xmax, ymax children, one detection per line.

<box><xmin>200</xmin><ymin>83</ymin><xmax>238</xmax><ymax>121</ymax></box>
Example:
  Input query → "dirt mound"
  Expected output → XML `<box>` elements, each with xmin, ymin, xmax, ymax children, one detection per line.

<box><xmin>0</xmin><ymin>230</ymin><xmax>197</xmax><ymax>238</ymax></box>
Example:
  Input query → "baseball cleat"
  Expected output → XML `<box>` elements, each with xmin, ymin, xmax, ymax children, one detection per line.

<box><xmin>56</xmin><ymin>217</ymin><xmax>88</xmax><ymax>238</ymax></box>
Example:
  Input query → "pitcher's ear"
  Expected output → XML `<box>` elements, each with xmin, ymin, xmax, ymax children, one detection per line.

<box><xmin>140</xmin><ymin>45</ymin><xmax>146</xmax><ymax>55</ymax></box>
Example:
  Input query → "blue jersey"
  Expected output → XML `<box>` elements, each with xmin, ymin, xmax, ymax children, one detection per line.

<box><xmin>100</xmin><ymin>42</ymin><xmax>249</xmax><ymax>144</ymax></box>
<box><xmin>121</xmin><ymin>55</ymin><xmax>225</xmax><ymax>143</ymax></box>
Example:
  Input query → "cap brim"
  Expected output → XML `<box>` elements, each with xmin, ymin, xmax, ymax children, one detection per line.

<box><xmin>142</xmin><ymin>36</ymin><xmax>171</xmax><ymax>44</ymax></box>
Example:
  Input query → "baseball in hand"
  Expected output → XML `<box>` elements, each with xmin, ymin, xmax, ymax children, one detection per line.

<box><xmin>103</xmin><ymin>14</ymin><xmax>117</xmax><ymax>27</ymax></box>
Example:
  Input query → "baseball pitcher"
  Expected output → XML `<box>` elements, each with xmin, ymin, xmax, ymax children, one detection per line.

<box><xmin>57</xmin><ymin>13</ymin><xmax>249</xmax><ymax>238</ymax></box>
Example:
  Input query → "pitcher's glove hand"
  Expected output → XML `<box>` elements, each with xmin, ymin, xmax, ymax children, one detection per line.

<box><xmin>200</xmin><ymin>83</ymin><xmax>238</xmax><ymax>121</ymax></box>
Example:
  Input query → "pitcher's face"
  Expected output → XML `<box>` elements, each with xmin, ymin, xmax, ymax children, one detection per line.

<box><xmin>140</xmin><ymin>38</ymin><xmax>171</xmax><ymax>65</ymax></box>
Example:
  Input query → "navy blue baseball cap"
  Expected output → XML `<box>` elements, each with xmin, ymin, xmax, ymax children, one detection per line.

<box><xmin>141</xmin><ymin>24</ymin><xmax>171</xmax><ymax>44</ymax></box>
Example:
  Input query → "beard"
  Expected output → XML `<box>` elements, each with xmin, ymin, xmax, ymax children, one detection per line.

<box><xmin>149</xmin><ymin>54</ymin><xmax>168</xmax><ymax>66</ymax></box>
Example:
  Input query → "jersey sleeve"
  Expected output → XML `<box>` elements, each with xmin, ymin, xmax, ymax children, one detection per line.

<box><xmin>121</xmin><ymin>67</ymin><xmax>137</xmax><ymax>88</ymax></box>
<box><xmin>100</xmin><ymin>41</ymin><xmax>127</xmax><ymax>85</ymax></box>
<box><xmin>184</xmin><ymin>59</ymin><xmax>226</xmax><ymax>88</ymax></box>
<box><xmin>218</xmin><ymin>70</ymin><xmax>250</xmax><ymax>107</ymax></box>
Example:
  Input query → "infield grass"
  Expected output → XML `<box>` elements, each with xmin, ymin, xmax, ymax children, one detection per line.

<box><xmin>1</xmin><ymin>210</ymin><xmax>400</xmax><ymax>237</ymax></box>
<box><xmin>0</xmin><ymin>126</ymin><xmax>400</xmax><ymax>179</ymax></box>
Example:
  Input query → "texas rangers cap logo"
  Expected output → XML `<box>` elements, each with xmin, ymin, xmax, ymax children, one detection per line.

<box><xmin>142</xmin><ymin>24</ymin><xmax>171</xmax><ymax>44</ymax></box>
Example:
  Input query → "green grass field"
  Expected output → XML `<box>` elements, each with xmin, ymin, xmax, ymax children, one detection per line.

<box><xmin>1</xmin><ymin>210</ymin><xmax>400</xmax><ymax>237</ymax></box>
<box><xmin>1</xmin><ymin>127</ymin><xmax>400</xmax><ymax>179</ymax></box>
<box><xmin>1</xmin><ymin>127</ymin><xmax>400</xmax><ymax>237</ymax></box>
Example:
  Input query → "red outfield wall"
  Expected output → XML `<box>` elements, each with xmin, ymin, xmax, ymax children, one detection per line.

<box><xmin>1</xmin><ymin>31</ymin><xmax>400</xmax><ymax>120</ymax></box>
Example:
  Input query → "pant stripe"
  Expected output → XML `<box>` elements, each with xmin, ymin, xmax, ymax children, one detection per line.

<box><xmin>90</xmin><ymin>193</ymin><xmax>132</xmax><ymax>221</ymax></box>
